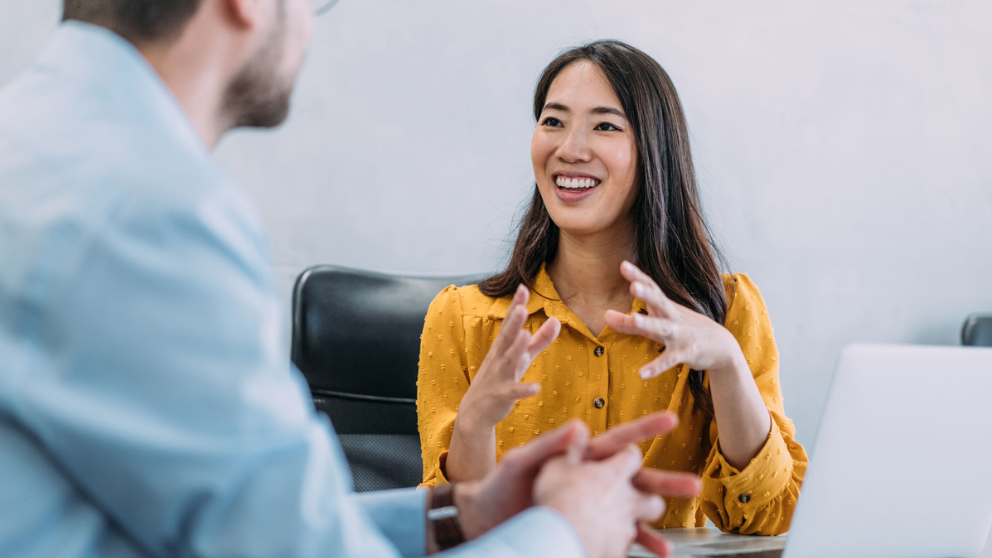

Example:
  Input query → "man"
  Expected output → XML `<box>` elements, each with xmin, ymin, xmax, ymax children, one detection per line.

<box><xmin>0</xmin><ymin>1</ymin><xmax>700</xmax><ymax>557</ymax></box>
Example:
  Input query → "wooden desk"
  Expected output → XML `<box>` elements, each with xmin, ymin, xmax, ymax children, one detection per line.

<box><xmin>628</xmin><ymin>528</ymin><xmax>785</xmax><ymax>558</ymax></box>
<box><xmin>629</xmin><ymin>527</ymin><xmax>992</xmax><ymax>558</ymax></box>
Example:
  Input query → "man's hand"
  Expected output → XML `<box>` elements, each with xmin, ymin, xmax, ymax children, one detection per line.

<box><xmin>535</xmin><ymin>441</ymin><xmax>662</xmax><ymax>558</ymax></box>
<box><xmin>453</xmin><ymin>420</ymin><xmax>587</xmax><ymax>540</ymax></box>
<box><xmin>451</xmin><ymin>412</ymin><xmax>701</xmax><ymax>557</ymax></box>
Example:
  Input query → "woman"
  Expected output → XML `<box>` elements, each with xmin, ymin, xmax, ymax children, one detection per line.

<box><xmin>416</xmin><ymin>40</ymin><xmax>807</xmax><ymax>535</ymax></box>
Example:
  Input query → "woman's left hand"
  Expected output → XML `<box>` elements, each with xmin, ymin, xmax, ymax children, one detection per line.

<box><xmin>604</xmin><ymin>261</ymin><xmax>746</xmax><ymax>379</ymax></box>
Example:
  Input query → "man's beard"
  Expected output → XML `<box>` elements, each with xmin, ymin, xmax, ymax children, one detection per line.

<box><xmin>221</xmin><ymin>21</ymin><xmax>294</xmax><ymax>130</ymax></box>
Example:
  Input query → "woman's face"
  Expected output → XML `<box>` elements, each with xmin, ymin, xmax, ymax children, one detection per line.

<box><xmin>531</xmin><ymin>61</ymin><xmax>639</xmax><ymax>238</ymax></box>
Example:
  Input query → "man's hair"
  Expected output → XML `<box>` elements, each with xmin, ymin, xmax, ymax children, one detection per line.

<box><xmin>62</xmin><ymin>0</ymin><xmax>203</xmax><ymax>43</ymax></box>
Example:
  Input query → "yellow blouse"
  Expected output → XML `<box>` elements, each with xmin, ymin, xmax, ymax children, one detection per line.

<box><xmin>416</xmin><ymin>265</ymin><xmax>808</xmax><ymax>535</ymax></box>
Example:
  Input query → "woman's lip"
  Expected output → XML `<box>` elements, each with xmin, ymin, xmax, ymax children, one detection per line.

<box><xmin>553</xmin><ymin>181</ymin><xmax>600</xmax><ymax>202</ymax></box>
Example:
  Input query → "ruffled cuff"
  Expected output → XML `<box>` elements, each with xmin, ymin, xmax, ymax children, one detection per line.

<box><xmin>420</xmin><ymin>451</ymin><xmax>450</xmax><ymax>487</ymax></box>
<box><xmin>707</xmin><ymin>417</ymin><xmax>794</xmax><ymax>521</ymax></box>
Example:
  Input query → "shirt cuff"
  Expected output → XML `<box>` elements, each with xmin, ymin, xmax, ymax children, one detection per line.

<box><xmin>714</xmin><ymin>417</ymin><xmax>794</xmax><ymax>511</ymax></box>
<box><xmin>444</xmin><ymin>507</ymin><xmax>586</xmax><ymax>558</ymax></box>
<box><xmin>351</xmin><ymin>487</ymin><xmax>427</xmax><ymax>558</ymax></box>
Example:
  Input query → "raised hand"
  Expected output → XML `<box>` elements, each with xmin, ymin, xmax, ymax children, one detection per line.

<box><xmin>460</xmin><ymin>284</ymin><xmax>561</xmax><ymax>427</ymax></box>
<box><xmin>604</xmin><ymin>261</ymin><xmax>772</xmax><ymax>471</ymax></box>
<box><xmin>446</xmin><ymin>284</ymin><xmax>560</xmax><ymax>480</ymax></box>
<box><xmin>604</xmin><ymin>261</ymin><xmax>745</xmax><ymax>379</ymax></box>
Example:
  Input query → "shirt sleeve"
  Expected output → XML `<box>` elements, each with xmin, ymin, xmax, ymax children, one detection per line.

<box><xmin>11</xmin><ymin>179</ymin><xmax>407</xmax><ymax>558</ymax></box>
<box><xmin>438</xmin><ymin>507</ymin><xmax>586</xmax><ymax>558</ymax></box>
<box><xmin>698</xmin><ymin>274</ymin><xmax>809</xmax><ymax>535</ymax></box>
<box><xmin>417</xmin><ymin>286</ymin><xmax>471</xmax><ymax>486</ymax></box>
<box><xmin>350</xmin><ymin>489</ymin><xmax>428</xmax><ymax>557</ymax></box>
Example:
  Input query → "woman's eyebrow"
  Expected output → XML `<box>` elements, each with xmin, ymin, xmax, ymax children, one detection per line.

<box><xmin>543</xmin><ymin>102</ymin><xmax>626</xmax><ymax>119</ymax></box>
<box><xmin>591</xmin><ymin>106</ymin><xmax>626</xmax><ymax>118</ymax></box>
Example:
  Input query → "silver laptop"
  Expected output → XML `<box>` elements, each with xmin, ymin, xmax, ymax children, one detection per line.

<box><xmin>783</xmin><ymin>344</ymin><xmax>992</xmax><ymax>558</ymax></box>
<box><xmin>640</xmin><ymin>344</ymin><xmax>992</xmax><ymax>558</ymax></box>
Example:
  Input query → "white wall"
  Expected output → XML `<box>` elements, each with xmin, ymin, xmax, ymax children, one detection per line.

<box><xmin>3</xmin><ymin>0</ymin><xmax>991</xmax><ymax>447</ymax></box>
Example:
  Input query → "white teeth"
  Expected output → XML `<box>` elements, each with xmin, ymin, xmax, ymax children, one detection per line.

<box><xmin>555</xmin><ymin>176</ymin><xmax>599</xmax><ymax>189</ymax></box>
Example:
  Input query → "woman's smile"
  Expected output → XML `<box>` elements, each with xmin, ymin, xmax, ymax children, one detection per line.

<box><xmin>553</xmin><ymin>172</ymin><xmax>602</xmax><ymax>201</ymax></box>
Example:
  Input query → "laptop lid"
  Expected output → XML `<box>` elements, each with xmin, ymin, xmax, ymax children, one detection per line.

<box><xmin>784</xmin><ymin>344</ymin><xmax>992</xmax><ymax>558</ymax></box>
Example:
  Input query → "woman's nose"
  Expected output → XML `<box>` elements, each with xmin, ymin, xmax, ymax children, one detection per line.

<box><xmin>557</xmin><ymin>128</ymin><xmax>592</xmax><ymax>163</ymax></box>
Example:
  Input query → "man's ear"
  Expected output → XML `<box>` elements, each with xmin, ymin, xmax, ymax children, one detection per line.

<box><xmin>221</xmin><ymin>0</ymin><xmax>267</xmax><ymax>30</ymax></box>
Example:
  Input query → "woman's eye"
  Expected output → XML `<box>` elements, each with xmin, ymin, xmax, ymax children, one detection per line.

<box><xmin>541</xmin><ymin>117</ymin><xmax>563</xmax><ymax>127</ymax></box>
<box><xmin>595</xmin><ymin>122</ymin><xmax>621</xmax><ymax>132</ymax></box>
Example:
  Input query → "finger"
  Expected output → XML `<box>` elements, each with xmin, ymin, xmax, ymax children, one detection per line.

<box><xmin>632</xmin><ymin>470</ymin><xmax>702</xmax><ymax>499</ymax></box>
<box><xmin>512</xmin><ymin>318</ymin><xmax>560</xmax><ymax>383</ymax></box>
<box><xmin>620</xmin><ymin>261</ymin><xmax>661</xmax><ymax>291</ymax></box>
<box><xmin>500</xmin><ymin>420</ymin><xmax>587</xmax><ymax>479</ymax></box>
<box><xmin>585</xmin><ymin>412</ymin><xmax>679</xmax><ymax>461</ymax></box>
<box><xmin>512</xmin><ymin>283</ymin><xmax>529</xmax><ymax>307</ymax></box>
<box><xmin>565</xmin><ymin>419</ymin><xmax>588</xmax><ymax>463</ymax></box>
<box><xmin>633</xmin><ymin>494</ymin><xmax>666</xmax><ymax>522</ymax></box>
<box><xmin>635</xmin><ymin>523</ymin><xmax>672</xmax><ymax>557</ymax></box>
<box><xmin>505</xmin><ymin>382</ymin><xmax>541</xmax><ymax>401</ymax></box>
<box><xmin>631</xmin><ymin>280</ymin><xmax>676</xmax><ymax>319</ymax></box>
<box><xmin>499</xmin><ymin>329</ymin><xmax>531</xmax><ymax>380</ymax></box>
<box><xmin>638</xmin><ymin>351</ymin><xmax>683</xmax><ymax>380</ymax></box>
<box><xmin>491</xmin><ymin>285</ymin><xmax>529</xmax><ymax>353</ymax></box>
<box><xmin>633</xmin><ymin>313</ymin><xmax>676</xmax><ymax>341</ymax></box>
<box><xmin>603</xmin><ymin>309</ymin><xmax>639</xmax><ymax>336</ymax></box>
<box><xmin>603</xmin><ymin>311</ymin><xmax>674</xmax><ymax>346</ymax></box>
<box><xmin>509</xmin><ymin>330</ymin><xmax>544</xmax><ymax>384</ymax></box>
<box><xmin>503</xmin><ymin>304</ymin><xmax>530</xmax><ymax>346</ymax></box>
<box><xmin>526</xmin><ymin>317</ymin><xmax>560</xmax><ymax>358</ymax></box>
<box><xmin>603</xmin><ymin>444</ymin><xmax>643</xmax><ymax>480</ymax></box>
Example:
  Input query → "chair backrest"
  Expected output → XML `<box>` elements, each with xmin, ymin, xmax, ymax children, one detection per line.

<box><xmin>291</xmin><ymin>265</ymin><xmax>486</xmax><ymax>491</ymax></box>
<box><xmin>962</xmin><ymin>314</ymin><xmax>992</xmax><ymax>347</ymax></box>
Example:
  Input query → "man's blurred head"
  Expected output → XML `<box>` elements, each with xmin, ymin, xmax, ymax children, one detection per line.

<box><xmin>63</xmin><ymin>0</ymin><xmax>314</xmax><ymax>131</ymax></box>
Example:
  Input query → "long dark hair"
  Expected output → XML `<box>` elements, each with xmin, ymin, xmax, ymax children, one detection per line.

<box><xmin>480</xmin><ymin>40</ymin><xmax>726</xmax><ymax>417</ymax></box>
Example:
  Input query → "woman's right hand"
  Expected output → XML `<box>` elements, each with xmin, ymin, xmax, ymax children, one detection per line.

<box><xmin>457</xmin><ymin>284</ymin><xmax>561</xmax><ymax>431</ymax></box>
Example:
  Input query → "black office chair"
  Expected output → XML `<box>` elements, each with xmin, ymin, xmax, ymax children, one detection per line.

<box><xmin>962</xmin><ymin>314</ymin><xmax>992</xmax><ymax>347</ymax></box>
<box><xmin>291</xmin><ymin>265</ymin><xmax>487</xmax><ymax>492</ymax></box>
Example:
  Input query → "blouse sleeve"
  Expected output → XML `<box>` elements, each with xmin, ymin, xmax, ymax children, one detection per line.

<box><xmin>416</xmin><ymin>285</ymin><xmax>470</xmax><ymax>487</ymax></box>
<box><xmin>698</xmin><ymin>274</ymin><xmax>809</xmax><ymax>535</ymax></box>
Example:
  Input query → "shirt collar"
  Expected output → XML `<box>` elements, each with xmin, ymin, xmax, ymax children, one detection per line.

<box><xmin>486</xmin><ymin>263</ymin><xmax>648</xmax><ymax>320</ymax></box>
<box><xmin>36</xmin><ymin>21</ymin><xmax>209</xmax><ymax>157</ymax></box>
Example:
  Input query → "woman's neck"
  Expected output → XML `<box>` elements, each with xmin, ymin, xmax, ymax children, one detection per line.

<box><xmin>546</xmin><ymin>226</ymin><xmax>636</xmax><ymax>336</ymax></box>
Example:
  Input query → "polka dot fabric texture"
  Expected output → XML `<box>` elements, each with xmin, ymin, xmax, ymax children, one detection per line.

<box><xmin>416</xmin><ymin>265</ymin><xmax>807</xmax><ymax>535</ymax></box>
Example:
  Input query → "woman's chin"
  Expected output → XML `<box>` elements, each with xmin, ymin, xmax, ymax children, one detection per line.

<box><xmin>551</xmin><ymin>219</ymin><xmax>617</xmax><ymax>240</ymax></box>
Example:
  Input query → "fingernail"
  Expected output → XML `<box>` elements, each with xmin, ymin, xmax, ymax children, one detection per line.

<box><xmin>632</xmin><ymin>283</ymin><xmax>643</xmax><ymax>296</ymax></box>
<box><xmin>633</xmin><ymin>313</ymin><xmax>644</xmax><ymax>326</ymax></box>
<box><xmin>639</xmin><ymin>367</ymin><xmax>653</xmax><ymax>379</ymax></box>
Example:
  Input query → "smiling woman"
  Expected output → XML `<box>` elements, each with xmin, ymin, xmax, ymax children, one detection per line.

<box><xmin>416</xmin><ymin>40</ymin><xmax>808</xmax><ymax>535</ymax></box>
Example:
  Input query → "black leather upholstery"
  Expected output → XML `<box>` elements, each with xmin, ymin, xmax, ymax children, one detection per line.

<box><xmin>962</xmin><ymin>314</ymin><xmax>992</xmax><ymax>347</ymax></box>
<box><xmin>291</xmin><ymin>265</ymin><xmax>486</xmax><ymax>491</ymax></box>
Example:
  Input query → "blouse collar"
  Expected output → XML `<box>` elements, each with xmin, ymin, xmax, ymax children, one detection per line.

<box><xmin>486</xmin><ymin>263</ymin><xmax>648</xmax><ymax>321</ymax></box>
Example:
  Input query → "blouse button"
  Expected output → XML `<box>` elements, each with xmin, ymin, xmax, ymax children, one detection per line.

<box><xmin>738</xmin><ymin>493</ymin><xmax>751</xmax><ymax>504</ymax></box>
<box><xmin>594</xmin><ymin>346</ymin><xmax>605</xmax><ymax>357</ymax></box>
<box><xmin>593</xmin><ymin>397</ymin><xmax>605</xmax><ymax>409</ymax></box>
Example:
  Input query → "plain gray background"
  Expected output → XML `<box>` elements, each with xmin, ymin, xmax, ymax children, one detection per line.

<box><xmin>2</xmin><ymin>0</ymin><xmax>991</xmax><ymax>449</ymax></box>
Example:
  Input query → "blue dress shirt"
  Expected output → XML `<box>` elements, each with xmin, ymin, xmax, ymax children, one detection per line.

<box><xmin>0</xmin><ymin>22</ymin><xmax>585</xmax><ymax>558</ymax></box>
